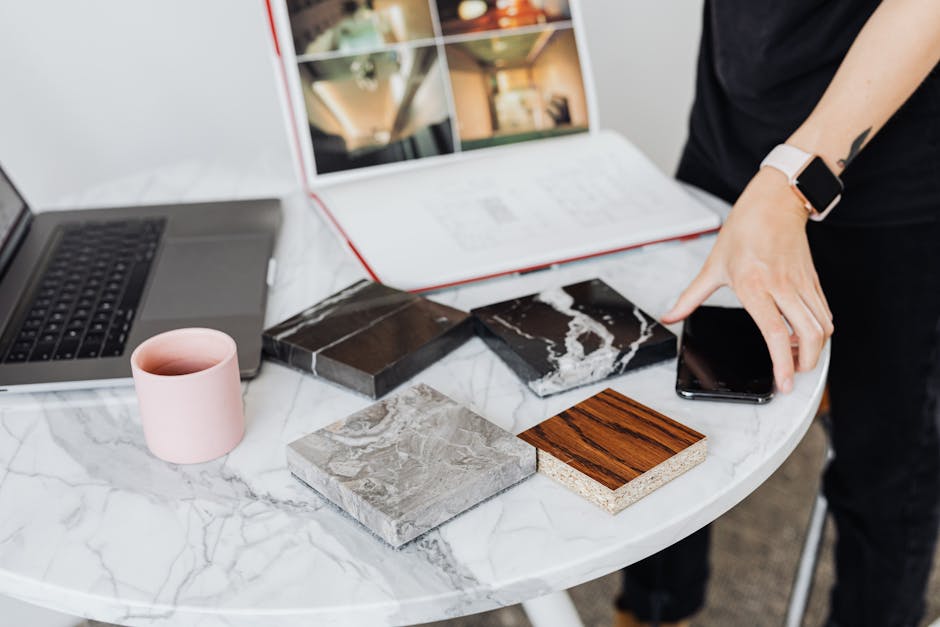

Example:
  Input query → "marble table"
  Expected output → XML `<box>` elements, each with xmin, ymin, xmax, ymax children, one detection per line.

<box><xmin>0</xmin><ymin>188</ymin><xmax>828</xmax><ymax>626</ymax></box>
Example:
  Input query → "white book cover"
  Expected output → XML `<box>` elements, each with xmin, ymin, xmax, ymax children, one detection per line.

<box><xmin>263</xmin><ymin>0</ymin><xmax>720</xmax><ymax>291</ymax></box>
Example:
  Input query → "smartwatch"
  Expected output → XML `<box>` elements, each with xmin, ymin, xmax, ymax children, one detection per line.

<box><xmin>760</xmin><ymin>144</ymin><xmax>843</xmax><ymax>221</ymax></box>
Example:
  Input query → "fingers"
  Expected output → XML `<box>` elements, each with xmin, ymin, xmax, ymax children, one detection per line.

<box><xmin>738</xmin><ymin>290</ymin><xmax>797</xmax><ymax>393</ymax></box>
<box><xmin>775</xmin><ymin>292</ymin><xmax>827</xmax><ymax>372</ymax></box>
<box><xmin>802</xmin><ymin>289</ymin><xmax>834</xmax><ymax>339</ymax></box>
<box><xmin>814</xmin><ymin>275</ymin><xmax>834</xmax><ymax>323</ymax></box>
<box><xmin>793</xmin><ymin>270</ymin><xmax>833</xmax><ymax>338</ymax></box>
<box><xmin>662</xmin><ymin>265</ymin><xmax>721</xmax><ymax>324</ymax></box>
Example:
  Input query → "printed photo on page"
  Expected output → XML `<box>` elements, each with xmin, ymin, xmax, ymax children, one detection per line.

<box><xmin>284</xmin><ymin>0</ymin><xmax>588</xmax><ymax>175</ymax></box>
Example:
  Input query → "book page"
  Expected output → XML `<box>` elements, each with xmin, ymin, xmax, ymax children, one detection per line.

<box><xmin>317</xmin><ymin>130</ymin><xmax>721</xmax><ymax>290</ymax></box>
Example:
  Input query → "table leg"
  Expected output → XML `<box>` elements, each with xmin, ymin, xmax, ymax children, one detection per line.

<box><xmin>521</xmin><ymin>590</ymin><xmax>585</xmax><ymax>627</ymax></box>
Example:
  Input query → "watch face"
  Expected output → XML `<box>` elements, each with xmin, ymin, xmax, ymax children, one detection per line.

<box><xmin>795</xmin><ymin>157</ymin><xmax>843</xmax><ymax>213</ymax></box>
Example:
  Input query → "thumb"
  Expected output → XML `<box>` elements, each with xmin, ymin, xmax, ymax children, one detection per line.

<box><xmin>662</xmin><ymin>267</ymin><xmax>720</xmax><ymax>324</ymax></box>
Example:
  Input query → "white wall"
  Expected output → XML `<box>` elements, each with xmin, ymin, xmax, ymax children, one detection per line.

<box><xmin>0</xmin><ymin>1</ymin><xmax>298</xmax><ymax>210</ymax></box>
<box><xmin>580</xmin><ymin>0</ymin><xmax>703</xmax><ymax>174</ymax></box>
<box><xmin>0</xmin><ymin>0</ymin><xmax>703</xmax><ymax>206</ymax></box>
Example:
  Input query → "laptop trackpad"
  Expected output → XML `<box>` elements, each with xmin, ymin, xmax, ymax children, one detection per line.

<box><xmin>141</xmin><ymin>235</ymin><xmax>268</xmax><ymax>321</ymax></box>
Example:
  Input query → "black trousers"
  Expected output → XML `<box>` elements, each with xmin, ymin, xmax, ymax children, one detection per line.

<box><xmin>618</xmin><ymin>158</ymin><xmax>940</xmax><ymax>626</ymax></box>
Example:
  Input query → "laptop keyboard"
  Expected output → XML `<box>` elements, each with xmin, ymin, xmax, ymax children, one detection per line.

<box><xmin>2</xmin><ymin>218</ymin><xmax>165</xmax><ymax>363</ymax></box>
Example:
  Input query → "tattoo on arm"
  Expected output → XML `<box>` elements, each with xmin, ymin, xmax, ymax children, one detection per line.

<box><xmin>837</xmin><ymin>127</ymin><xmax>872</xmax><ymax>169</ymax></box>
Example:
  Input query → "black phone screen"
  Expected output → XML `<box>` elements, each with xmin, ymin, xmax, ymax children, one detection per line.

<box><xmin>676</xmin><ymin>306</ymin><xmax>774</xmax><ymax>402</ymax></box>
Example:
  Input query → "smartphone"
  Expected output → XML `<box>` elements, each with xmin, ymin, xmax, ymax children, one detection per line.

<box><xmin>675</xmin><ymin>306</ymin><xmax>775</xmax><ymax>403</ymax></box>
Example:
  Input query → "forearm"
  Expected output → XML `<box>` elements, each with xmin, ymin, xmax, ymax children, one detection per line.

<box><xmin>788</xmin><ymin>0</ymin><xmax>940</xmax><ymax>173</ymax></box>
<box><xmin>666</xmin><ymin>0</ymin><xmax>940</xmax><ymax>391</ymax></box>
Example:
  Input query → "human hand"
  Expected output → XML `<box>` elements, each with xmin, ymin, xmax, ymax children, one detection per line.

<box><xmin>663</xmin><ymin>168</ymin><xmax>834</xmax><ymax>393</ymax></box>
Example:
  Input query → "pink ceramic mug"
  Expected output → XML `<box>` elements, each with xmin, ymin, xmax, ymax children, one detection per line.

<box><xmin>130</xmin><ymin>328</ymin><xmax>245</xmax><ymax>464</ymax></box>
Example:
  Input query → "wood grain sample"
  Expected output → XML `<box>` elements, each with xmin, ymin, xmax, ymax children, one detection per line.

<box><xmin>518</xmin><ymin>388</ymin><xmax>706</xmax><ymax>513</ymax></box>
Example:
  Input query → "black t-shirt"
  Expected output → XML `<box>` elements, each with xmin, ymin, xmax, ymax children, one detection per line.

<box><xmin>677</xmin><ymin>0</ymin><xmax>940</xmax><ymax>225</ymax></box>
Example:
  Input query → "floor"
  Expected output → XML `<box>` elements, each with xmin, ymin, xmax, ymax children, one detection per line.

<box><xmin>4</xmin><ymin>421</ymin><xmax>939</xmax><ymax>627</ymax></box>
<box><xmin>423</xmin><ymin>420</ymin><xmax>940</xmax><ymax>627</ymax></box>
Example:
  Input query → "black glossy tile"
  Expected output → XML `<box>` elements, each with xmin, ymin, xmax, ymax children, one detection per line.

<box><xmin>263</xmin><ymin>280</ymin><xmax>472</xmax><ymax>398</ymax></box>
<box><xmin>472</xmin><ymin>278</ymin><xmax>676</xmax><ymax>397</ymax></box>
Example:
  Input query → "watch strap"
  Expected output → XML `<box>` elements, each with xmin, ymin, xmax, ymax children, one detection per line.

<box><xmin>759</xmin><ymin>143</ymin><xmax>842</xmax><ymax>221</ymax></box>
<box><xmin>759</xmin><ymin>144</ymin><xmax>812</xmax><ymax>180</ymax></box>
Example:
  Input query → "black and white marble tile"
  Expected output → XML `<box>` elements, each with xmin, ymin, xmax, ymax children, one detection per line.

<box><xmin>263</xmin><ymin>280</ymin><xmax>473</xmax><ymax>398</ymax></box>
<box><xmin>472</xmin><ymin>278</ymin><xmax>677</xmax><ymax>397</ymax></box>
<box><xmin>287</xmin><ymin>383</ymin><xmax>536</xmax><ymax>548</ymax></box>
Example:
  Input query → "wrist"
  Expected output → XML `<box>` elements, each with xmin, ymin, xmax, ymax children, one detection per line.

<box><xmin>749</xmin><ymin>167</ymin><xmax>811</xmax><ymax>224</ymax></box>
<box><xmin>786</xmin><ymin>129</ymin><xmax>842</xmax><ymax>175</ymax></box>
<box><xmin>759</xmin><ymin>142</ymin><xmax>844</xmax><ymax>221</ymax></box>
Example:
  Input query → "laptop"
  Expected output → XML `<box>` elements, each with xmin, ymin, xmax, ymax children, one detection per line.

<box><xmin>265</xmin><ymin>0</ymin><xmax>721</xmax><ymax>291</ymax></box>
<box><xmin>0</xmin><ymin>165</ymin><xmax>281</xmax><ymax>394</ymax></box>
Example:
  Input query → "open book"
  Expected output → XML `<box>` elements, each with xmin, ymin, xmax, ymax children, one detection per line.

<box><xmin>265</xmin><ymin>0</ymin><xmax>720</xmax><ymax>291</ymax></box>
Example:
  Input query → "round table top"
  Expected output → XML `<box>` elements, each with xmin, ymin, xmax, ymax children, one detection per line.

<box><xmin>0</xmin><ymin>189</ymin><xmax>827</xmax><ymax>627</ymax></box>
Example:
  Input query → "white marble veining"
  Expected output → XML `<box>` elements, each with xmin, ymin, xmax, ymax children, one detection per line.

<box><xmin>287</xmin><ymin>383</ymin><xmax>535</xmax><ymax>548</ymax></box>
<box><xmin>0</xmin><ymin>188</ymin><xmax>827</xmax><ymax>626</ymax></box>
<box><xmin>474</xmin><ymin>279</ymin><xmax>675</xmax><ymax>398</ymax></box>
<box><xmin>531</xmin><ymin>289</ymin><xmax>657</xmax><ymax>396</ymax></box>
<box><xmin>269</xmin><ymin>280</ymin><xmax>372</xmax><ymax>340</ymax></box>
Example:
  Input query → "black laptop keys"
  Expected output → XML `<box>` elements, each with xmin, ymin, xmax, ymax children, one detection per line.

<box><xmin>1</xmin><ymin>218</ymin><xmax>164</xmax><ymax>363</ymax></box>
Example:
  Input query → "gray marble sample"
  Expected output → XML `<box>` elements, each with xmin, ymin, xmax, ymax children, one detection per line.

<box><xmin>263</xmin><ymin>280</ymin><xmax>472</xmax><ymax>398</ymax></box>
<box><xmin>287</xmin><ymin>383</ymin><xmax>536</xmax><ymax>548</ymax></box>
<box><xmin>472</xmin><ymin>279</ymin><xmax>676</xmax><ymax>397</ymax></box>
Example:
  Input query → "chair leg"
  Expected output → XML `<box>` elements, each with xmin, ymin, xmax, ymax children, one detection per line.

<box><xmin>784</xmin><ymin>417</ymin><xmax>833</xmax><ymax>627</ymax></box>
<box><xmin>785</xmin><ymin>491</ymin><xmax>829</xmax><ymax>627</ymax></box>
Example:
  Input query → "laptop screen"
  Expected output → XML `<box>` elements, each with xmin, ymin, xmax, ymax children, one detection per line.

<box><xmin>283</xmin><ymin>0</ymin><xmax>590</xmax><ymax>177</ymax></box>
<box><xmin>0</xmin><ymin>166</ymin><xmax>31</xmax><ymax>277</ymax></box>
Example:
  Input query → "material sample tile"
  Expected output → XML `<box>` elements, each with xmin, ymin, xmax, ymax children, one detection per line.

<box><xmin>287</xmin><ymin>383</ymin><xmax>536</xmax><ymax>548</ymax></box>
<box><xmin>263</xmin><ymin>280</ymin><xmax>472</xmax><ymax>398</ymax></box>
<box><xmin>518</xmin><ymin>388</ymin><xmax>706</xmax><ymax>514</ymax></box>
<box><xmin>472</xmin><ymin>279</ymin><xmax>676</xmax><ymax>397</ymax></box>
